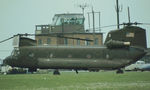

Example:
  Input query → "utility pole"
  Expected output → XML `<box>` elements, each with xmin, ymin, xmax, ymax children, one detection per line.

<box><xmin>92</xmin><ymin>7</ymin><xmax>95</xmax><ymax>34</ymax></box>
<box><xmin>128</xmin><ymin>6</ymin><xmax>131</xmax><ymax>23</ymax></box>
<box><xmin>88</xmin><ymin>13</ymin><xmax>90</xmax><ymax>30</ymax></box>
<box><xmin>116</xmin><ymin>0</ymin><xmax>120</xmax><ymax>29</ymax></box>
<box><xmin>87</xmin><ymin>11</ymin><xmax>101</xmax><ymax>32</ymax></box>
<box><xmin>98</xmin><ymin>12</ymin><xmax>101</xmax><ymax>32</ymax></box>
<box><xmin>91</xmin><ymin>7</ymin><xmax>96</xmax><ymax>44</ymax></box>
<box><xmin>87</xmin><ymin>7</ymin><xmax>101</xmax><ymax>45</ymax></box>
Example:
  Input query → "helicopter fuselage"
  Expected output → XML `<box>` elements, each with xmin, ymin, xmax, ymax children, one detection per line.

<box><xmin>4</xmin><ymin>45</ymin><xmax>146</xmax><ymax>71</ymax></box>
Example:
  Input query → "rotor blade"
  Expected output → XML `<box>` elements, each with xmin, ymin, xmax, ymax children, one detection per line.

<box><xmin>95</xmin><ymin>22</ymin><xmax>150</xmax><ymax>29</ymax></box>
<box><xmin>100</xmin><ymin>24</ymin><xmax>118</xmax><ymax>28</ymax></box>
<box><xmin>138</xmin><ymin>23</ymin><xmax>150</xmax><ymax>25</ymax></box>
<box><xmin>0</xmin><ymin>36</ymin><xmax>14</xmax><ymax>44</ymax></box>
<box><xmin>38</xmin><ymin>34</ymin><xmax>94</xmax><ymax>41</ymax></box>
<box><xmin>122</xmin><ymin>22</ymin><xmax>150</xmax><ymax>26</ymax></box>
<box><xmin>58</xmin><ymin>36</ymin><xmax>93</xmax><ymax>42</ymax></box>
<box><xmin>17</xmin><ymin>33</ymin><xmax>35</xmax><ymax>36</ymax></box>
<box><xmin>93</xmin><ymin>24</ymin><xmax>125</xmax><ymax>30</ymax></box>
<box><xmin>18</xmin><ymin>33</ymin><xmax>94</xmax><ymax>42</ymax></box>
<box><xmin>88</xmin><ymin>25</ymin><xmax>118</xmax><ymax>30</ymax></box>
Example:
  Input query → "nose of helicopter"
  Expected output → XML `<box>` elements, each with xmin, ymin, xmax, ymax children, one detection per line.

<box><xmin>3</xmin><ymin>56</ymin><xmax>13</xmax><ymax>65</ymax></box>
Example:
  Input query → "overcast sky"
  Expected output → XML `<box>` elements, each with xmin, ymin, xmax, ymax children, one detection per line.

<box><xmin>0</xmin><ymin>0</ymin><xmax>150</xmax><ymax>59</ymax></box>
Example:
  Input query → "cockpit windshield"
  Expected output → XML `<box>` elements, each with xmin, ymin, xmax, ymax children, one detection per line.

<box><xmin>11</xmin><ymin>48</ymin><xmax>20</xmax><ymax>57</ymax></box>
<box><xmin>51</xmin><ymin>14</ymin><xmax>84</xmax><ymax>26</ymax></box>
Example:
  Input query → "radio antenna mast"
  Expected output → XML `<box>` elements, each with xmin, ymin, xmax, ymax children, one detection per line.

<box><xmin>77</xmin><ymin>3</ymin><xmax>89</xmax><ymax>30</ymax></box>
<box><xmin>116</xmin><ymin>0</ymin><xmax>120</xmax><ymax>29</ymax></box>
<box><xmin>128</xmin><ymin>6</ymin><xmax>131</xmax><ymax>23</ymax></box>
<box><xmin>78</xmin><ymin>3</ymin><xmax>88</xmax><ymax>17</ymax></box>
<box><xmin>115</xmin><ymin>0</ymin><xmax>122</xmax><ymax>29</ymax></box>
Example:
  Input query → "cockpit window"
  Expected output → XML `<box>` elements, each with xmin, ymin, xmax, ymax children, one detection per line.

<box><xmin>11</xmin><ymin>49</ymin><xmax>20</xmax><ymax>57</ymax></box>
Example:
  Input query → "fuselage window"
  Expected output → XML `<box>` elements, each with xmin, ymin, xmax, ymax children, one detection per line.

<box><xmin>68</xmin><ymin>54</ymin><xmax>72</xmax><ymax>58</ymax></box>
<box><xmin>49</xmin><ymin>53</ymin><xmax>53</xmax><ymax>58</ymax></box>
<box><xmin>29</xmin><ymin>52</ymin><xmax>34</xmax><ymax>57</ymax></box>
<box><xmin>86</xmin><ymin>54</ymin><xmax>92</xmax><ymax>59</ymax></box>
<box><xmin>108</xmin><ymin>34</ymin><xmax>111</xmax><ymax>37</ymax></box>
<box><xmin>106</xmin><ymin>54</ymin><xmax>109</xmax><ymax>59</ymax></box>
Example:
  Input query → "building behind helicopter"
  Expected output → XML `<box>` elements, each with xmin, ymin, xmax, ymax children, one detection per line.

<box><xmin>35</xmin><ymin>13</ymin><xmax>103</xmax><ymax>46</ymax></box>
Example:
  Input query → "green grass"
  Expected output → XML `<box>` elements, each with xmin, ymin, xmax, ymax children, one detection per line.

<box><xmin>0</xmin><ymin>71</ymin><xmax>150</xmax><ymax>90</ymax></box>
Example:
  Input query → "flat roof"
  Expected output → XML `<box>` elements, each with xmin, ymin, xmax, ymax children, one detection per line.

<box><xmin>55</xmin><ymin>13</ymin><xmax>83</xmax><ymax>16</ymax></box>
<box><xmin>35</xmin><ymin>33</ymin><xmax>103</xmax><ymax>36</ymax></box>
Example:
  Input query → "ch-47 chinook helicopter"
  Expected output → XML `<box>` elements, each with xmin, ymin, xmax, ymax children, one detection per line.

<box><xmin>1</xmin><ymin>22</ymin><xmax>148</xmax><ymax>74</ymax></box>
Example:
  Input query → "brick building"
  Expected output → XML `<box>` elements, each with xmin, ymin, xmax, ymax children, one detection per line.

<box><xmin>35</xmin><ymin>13</ymin><xmax>103</xmax><ymax>46</ymax></box>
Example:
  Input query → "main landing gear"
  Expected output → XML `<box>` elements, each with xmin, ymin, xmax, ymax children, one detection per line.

<box><xmin>53</xmin><ymin>69</ymin><xmax>60</xmax><ymax>75</ymax></box>
<box><xmin>116</xmin><ymin>69</ymin><xmax>124</xmax><ymax>74</ymax></box>
<box><xmin>28</xmin><ymin>68</ymin><xmax>37</xmax><ymax>74</ymax></box>
<box><xmin>75</xmin><ymin>69</ymin><xmax>78</xmax><ymax>74</ymax></box>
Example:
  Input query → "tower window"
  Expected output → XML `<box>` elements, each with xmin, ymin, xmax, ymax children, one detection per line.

<box><xmin>85</xmin><ymin>38</ymin><xmax>90</xmax><ymax>46</ymax></box>
<box><xmin>77</xmin><ymin>39</ymin><xmax>80</xmax><ymax>45</ymax></box>
<box><xmin>94</xmin><ymin>38</ymin><xmax>98</xmax><ymax>45</ymax></box>
<box><xmin>47</xmin><ymin>38</ymin><xmax>51</xmax><ymax>44</ymax></box>
<box><xmin>64</xmin><ymin>38</ymin><xmax>68</xmax><ymax>45</ymax></box>
<box><xmin>38</xmin><ymin>39</ymin><xmax>42</xmax><ymax>45</ymax></box>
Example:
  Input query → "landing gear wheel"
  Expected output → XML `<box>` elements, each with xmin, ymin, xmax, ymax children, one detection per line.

<box><xmin>116</xmin><ymin>69</ymin><xmax>124</xmax><ymax>74</ymax></box>
<box><xmin>75</xmin><ymin>69</ymin><xmax>78</xmax><ymax>74</ymax></box>
<box><xmin>53</xmin><ymin>69</ymin><xmax>60</xmax><ymax>75</ymax></box>
<box><xmin>28</xmin><ymin>68</ymin><xmax>37</xmax><ymax>74</ymax></box>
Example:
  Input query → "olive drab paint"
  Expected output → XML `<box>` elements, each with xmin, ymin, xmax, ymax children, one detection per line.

<box><xmin>4</xmin><ymin>26</ymin><xmax>147</xmax><ymax>72</ymax></box>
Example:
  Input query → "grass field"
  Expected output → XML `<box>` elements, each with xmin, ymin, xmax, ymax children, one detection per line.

<box><xmin>0</xmin><ymin>71</ymin><xmax>150</xmax><ymax>90</ymax></box>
